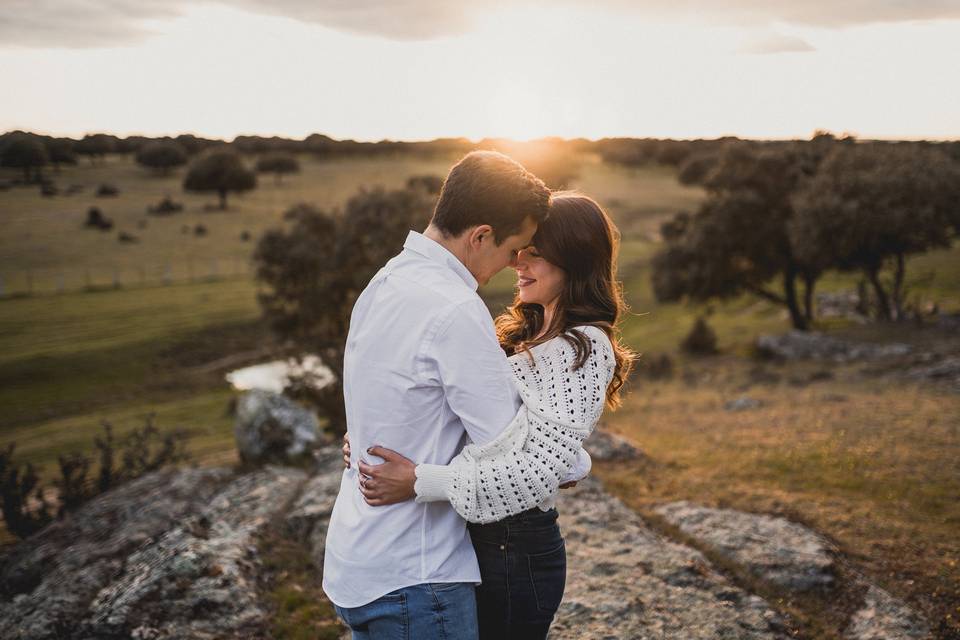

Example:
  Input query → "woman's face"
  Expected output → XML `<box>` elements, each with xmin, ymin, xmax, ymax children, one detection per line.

<box><xmin>515</xmin><ymin>246</ymin><xmax>566</xmax><ymax>309</ymax></box>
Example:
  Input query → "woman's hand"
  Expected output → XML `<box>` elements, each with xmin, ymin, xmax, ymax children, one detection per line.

<box><xmin>357</xmin><ymin>446</ymin><xmax>417</xmax><ymax>506</ymax></box>
<box><xmin>342</xmin><ymin>432</ymin><xmax>351</xmax><ymax>469</ymax></box>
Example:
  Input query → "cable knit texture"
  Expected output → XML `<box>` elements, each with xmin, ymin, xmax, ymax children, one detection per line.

<box><xmin>415</xmin><ymin>324</ymin><xmax>616</xmax><ymax>523</ymax></box>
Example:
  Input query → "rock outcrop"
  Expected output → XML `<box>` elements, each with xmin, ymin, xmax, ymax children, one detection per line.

<box><xmin>654</xmin><ymin>501</ymin><xmax>932</xmax><ymax>640</ymax></box>
<box><xmin>551</xmin><ymin>479</ymin><xmax>792</xmax><ymax>639</ymax></box>
<box><xmin>756</xmin><ymin>331</ymin><xmax>911</xmax><ymax>362</ymax></box>
<box><xmin>654</xmin><ymin>501</ymin><xmax>836</xmax><ymax>592</ymax></box>
<box><xmin>0</xmin><ymin>444</ymin><xmax>934</xmax><ymax>640</ymax></box>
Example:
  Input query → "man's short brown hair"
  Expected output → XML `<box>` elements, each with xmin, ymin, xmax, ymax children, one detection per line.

<box><xmin>431</xmin><ymin>151</ymin><xmax>551</xmax><ymax>244</ymax></box>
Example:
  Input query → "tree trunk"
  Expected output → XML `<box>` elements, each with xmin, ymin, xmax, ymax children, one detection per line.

<box><xmin>855</xmin><ymin>278</ymin><xmax>870</xmax><ymax>315</ymax></box>
<box><xmin>802</xmin><ymin>272</ymin><xmax>817</xmax><ymax>323</ymax></box>
<box><xmin>783</xmin><ymin>266</ymin><xmax>808</xmax><ymax>330</ymax></box>
<box><xmin>866</xmin><ymin>266</ymin><xmax>892</xmax><ymax>321</ymax></box>
<box><xmin>891</xmin><ymin>252</ymin><xmax>906</xmax><ymax>321</ymax></box>
<box><xmin>218</xmin><ymin>189</ymin><xmax>227</xmax><ymax>210</ymax></box>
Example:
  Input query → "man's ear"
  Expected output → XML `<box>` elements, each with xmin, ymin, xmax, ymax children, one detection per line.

<box><xmin>467</xmin><ymin>224</ymin><xmax>494</xmax><ymax>248</ymax></box>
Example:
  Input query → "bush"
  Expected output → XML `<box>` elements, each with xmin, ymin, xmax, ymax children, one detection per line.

<box><xmin>681</xmin><ymin>316</ymin><xmax>719</xmax><ymax>355</ymax></box>
<box><xmin>136</xmin><ymin>141</ymin><xmax>188</xmax><ymax>175</ymax></box>
<box><xmin>406</xmin><ymin>174</ymin><xmax>444</xmax><ymax>194</ymax></box>
<box><xmin>96</xmin><ymin>183</ymin><xmax>119</xmax><ymax>197</ymax></box>
<box><xmin>84</xmin><ymin>207</ymin><xmax>113</xmax><ymax>231</ymax></box>
<box><xmin>147</xmin><ymin>196</ymin><xmax>184</xmax><ymax>215</ymax></box>
<box><xmin>255</xmin><ymin>152</ymin><xmax>300</xmax><ymax>184</ymax></box>
<box><xmin>0</xmin><ymin>416</ymin><xmax>190</xmax><ymax>540</ymax></box>
<box><xmin>639</xmin><ymin>352</ymin><xmax>674</xmax><ymax>380</ymax></box>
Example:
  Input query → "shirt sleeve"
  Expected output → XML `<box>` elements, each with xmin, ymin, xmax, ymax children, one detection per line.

<box><xmin>423</xmin><ymin>297</ymin><xmax>522</xmax><ymax>447</ymax></box>
<box><xmin>414</xmin><ymin>327</ymin><xmax>615</xmax><ymax>523</ymax></box>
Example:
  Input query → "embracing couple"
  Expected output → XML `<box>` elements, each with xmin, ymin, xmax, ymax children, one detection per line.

<box><xmin>322</xmin><ymin>150</ymin><xmax>634</xmax><ymax>640</ymax></box>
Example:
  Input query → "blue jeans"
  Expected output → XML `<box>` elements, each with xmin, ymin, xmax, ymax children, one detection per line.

<box><xmin>468</xmin><ymin>507</ymin><xmax>567</xmax><ymax>640</ymax></box>
<box><xmin>333</xmin><ymin>582</ymin><xmax>479</xmax><ymax>640</ymax></box>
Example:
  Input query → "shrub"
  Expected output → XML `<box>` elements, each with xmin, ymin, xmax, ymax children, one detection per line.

<box><xmin>681</xmin><ymin>316</ymin><xmax>719</xmax><ymax>355</ymax></box>
<box><xmin>147</xmin><ymin>196</ymin><xmax>184</xmax><ymax>215</ymax></box>
<box><xmin>136</xmin><ymin>141</ymin><xmax>188</xmax><ymax>175</ymax></box>
<box><xmin>255</xmin><ymin>152</ymin><xmax>300</xmax><ymax>185</ymax></box>
<box><xmin>84</xmin><ymin>207</ymin><xmax>113</xmax><ymax>231</ymax></box>
<box><xmin>0</xmin><ymin>416</ymin><xmax>190</xmax><ymax>540</ymax></box>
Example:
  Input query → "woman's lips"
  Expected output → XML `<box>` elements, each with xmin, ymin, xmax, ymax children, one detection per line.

<box><xmin>517</xmin><ymin>277</ymin><xmax>536</xmax><ymax>287</ymax></box>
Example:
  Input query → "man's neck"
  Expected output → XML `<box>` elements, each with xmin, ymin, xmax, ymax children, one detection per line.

<box><xmin>423</xmin><ymin>224</ymin><xmax>469</xmax><ymax>267</ymax></box>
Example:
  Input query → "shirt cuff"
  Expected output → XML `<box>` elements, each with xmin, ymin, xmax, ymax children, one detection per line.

<box><xmin>414</xmin><ymin>463</ymin><xmax>456</xmax><ymax>503</ymax></box>
<box><xmin>560</xmin><ymin>447</ymin><xmax>592</xmax><ymax>483</ymax></box>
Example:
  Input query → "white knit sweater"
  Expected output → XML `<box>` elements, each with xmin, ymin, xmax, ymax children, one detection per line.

<box><xmin>414</xmin><ymin>324</ymin><xmax>616</xmax><ymax>524</ymax></box>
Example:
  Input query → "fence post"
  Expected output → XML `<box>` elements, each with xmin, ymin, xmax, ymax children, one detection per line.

<box><xmin>57</xmin><ymin>272</ymin><xmax>65</xmax><ymax>294</ymax></box>
<box><xmin>163</xmin><ymin>263</ymin><xmax>172</xmax><ymax>285</ymax></box>
<box><xmin>113</xmin><ymin>267</ymin><xmax>120</xmax><ymax>289</ymax></box>
<box><xmin>188</xmin><ymin>257</ymin><xmax>194</xmax><ymax>282</ymax></box>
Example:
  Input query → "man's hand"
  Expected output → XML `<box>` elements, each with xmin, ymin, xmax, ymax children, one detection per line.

<box><xmin>357</xmin><ymin>446</ymin><xmax>417</xmax><ymax>506</ymax></box>
<box><xmin>342</xmin><ymin>432</ymin><xmax>351</xmax><ymax>469</ymax></box>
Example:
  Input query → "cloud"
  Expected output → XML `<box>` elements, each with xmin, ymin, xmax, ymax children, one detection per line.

<box><xmin>0</xmin><ymin>1</ymin><xmax>185</xmax><ymax>49</ymax></box>
<box><xmin>1</xmin><ymin>0</ymin><xmax>959</xmax><ymax>48</ymax></box>
<box><xmin>738</xmin><ymin>34</ymin><xmax>816</xmax><ymax>55</ymax></box>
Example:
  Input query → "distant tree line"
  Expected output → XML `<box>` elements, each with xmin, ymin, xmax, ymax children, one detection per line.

<box><xmin>651</xmin><ymin>133</ymin><xmax>960</xmax><ymax>328</ymax></box>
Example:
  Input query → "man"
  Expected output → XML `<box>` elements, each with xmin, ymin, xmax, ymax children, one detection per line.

<box><xmin>323</xmin><ymin>150</ymin><xmax>552</xmax><ymax>639</ymax></box>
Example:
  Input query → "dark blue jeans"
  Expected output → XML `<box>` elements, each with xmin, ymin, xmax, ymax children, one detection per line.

<box><xmin>468</xmin><ymin>507</ymin><xmax>567</xmax><ymax>640</ymax></box>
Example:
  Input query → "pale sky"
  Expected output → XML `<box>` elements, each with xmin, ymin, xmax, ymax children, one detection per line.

<box><xmin>1</xmin><ymin>1</ymin><xmax>958</xmax><ymax>141</ymax></box>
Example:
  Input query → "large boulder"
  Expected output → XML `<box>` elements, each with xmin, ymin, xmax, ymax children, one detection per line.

<box><xmin>582</xmin><ymin>428</ymin><xmax>647</xmax><ymax>462</ymax></box>
<box><xmin>654</xmin><ymin>500</ymin><xmax>836</xmax><ymax>592</ymax></box>
<box><xmin>234</xmin><ymin>390</ymin><xmax>321</xmax><ymax>464</ymax></box>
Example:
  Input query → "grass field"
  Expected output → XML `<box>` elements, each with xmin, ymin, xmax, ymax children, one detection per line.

<box><xmin>1</xmin><ymin>152</ymin><xmax>958</xmax><ymax>636</ymax></box>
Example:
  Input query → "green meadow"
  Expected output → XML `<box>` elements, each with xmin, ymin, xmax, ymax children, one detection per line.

<box><xmin>1</xmin><ymin>151</ymin><xmax>958</xmax><ymax>633</ymax></box>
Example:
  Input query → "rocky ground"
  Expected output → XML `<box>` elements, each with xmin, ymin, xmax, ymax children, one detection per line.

<box><xmin>0</xmin><ymin>435</ymin><xmax>936</xmax><ymax>639</ymax></box>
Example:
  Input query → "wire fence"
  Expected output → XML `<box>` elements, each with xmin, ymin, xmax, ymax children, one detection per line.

<box><xmin>0</xmin><ymin>257</ymin><xmax>255</xmax><ymax>298</ymax></box>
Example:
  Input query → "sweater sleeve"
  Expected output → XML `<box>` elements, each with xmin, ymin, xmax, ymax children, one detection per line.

<box><xmin>414</xmin><ymin>326</ymin><xmax>616</xmax><ymax>524</ymax></box>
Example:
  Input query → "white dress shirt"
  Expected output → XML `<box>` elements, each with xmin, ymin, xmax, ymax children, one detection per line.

<box><xmin>322</xmin><ymin>230</ymin><xmax>524</xmax><ymax>608</ymax></box>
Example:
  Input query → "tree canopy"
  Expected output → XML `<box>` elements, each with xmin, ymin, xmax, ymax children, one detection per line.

<box><xmin>182</xmin><ymin>148</ymin><xmax>256</xmax><ymax>210</ymax></box>
<box><xmin>253</xmin><ymin>185</ymin><xmax>435</xmax><ymax>434</ymax></box>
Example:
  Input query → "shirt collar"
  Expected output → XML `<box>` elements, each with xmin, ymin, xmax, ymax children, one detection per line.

<box><xmin>403</xmin><ymin>230</ymin><xmax>478</xmax><ymax>291</ymax></box>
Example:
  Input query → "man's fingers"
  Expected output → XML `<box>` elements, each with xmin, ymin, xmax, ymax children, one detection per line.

<box><xmin>357</xmin><ymin>459</ymin><xmax>378</xmax><ymax>477</ymax></box>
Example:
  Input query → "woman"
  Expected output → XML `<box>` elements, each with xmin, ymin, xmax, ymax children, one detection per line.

<box><xmin>346</xmin><ymin>192</ymin><xmax>635</xmax><ymax>639</ymax></box>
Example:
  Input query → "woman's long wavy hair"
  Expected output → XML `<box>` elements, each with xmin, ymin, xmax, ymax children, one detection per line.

<box><xmin>495</xmin><ymin>192</ymin><xmax>636</xmax><ymax>409</ymax></box>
